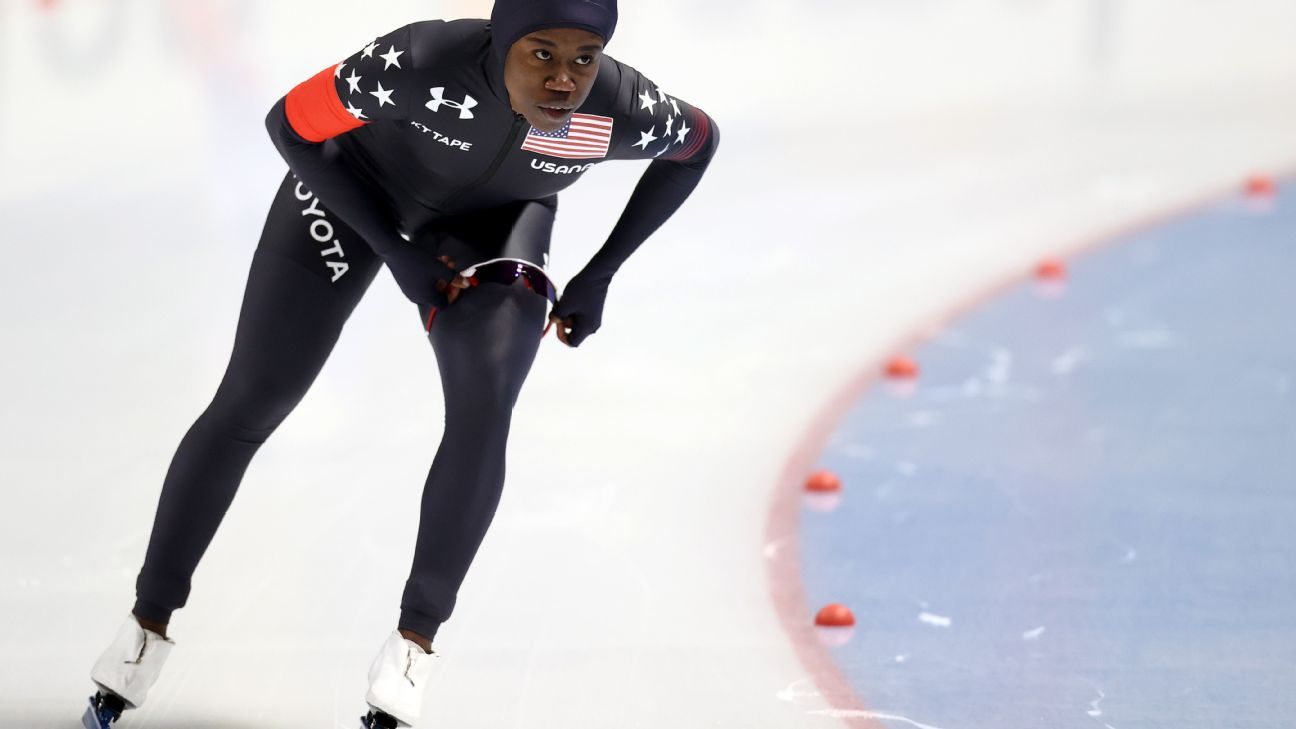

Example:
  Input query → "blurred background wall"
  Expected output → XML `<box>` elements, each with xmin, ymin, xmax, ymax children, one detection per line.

<box><xmin>4</xmin><ymin>0</ymin><xmax>1296</xmax><ymax>198</ymax></box>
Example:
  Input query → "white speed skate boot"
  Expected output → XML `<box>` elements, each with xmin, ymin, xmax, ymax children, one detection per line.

<box><xmin>360</xmin><ymin>630</ymin><xmax>439</xmax><ymax>728</ymax></box>
<box><xmin>83</xmin><ymin>613</ymin><xmax>175</xmax><ymax>728</ymax></box>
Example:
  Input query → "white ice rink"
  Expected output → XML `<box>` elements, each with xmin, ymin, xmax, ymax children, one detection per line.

<box><xmin>2</xmin><ymin>0</ymin><xmax>1295</xmax><ymax>726</ymax></box>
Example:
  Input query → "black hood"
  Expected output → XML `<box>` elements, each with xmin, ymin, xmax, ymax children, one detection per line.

<box><xmin>489</xmin><ymin>0</ymin><xmax>618</xmax><ymax>67</ymax></box>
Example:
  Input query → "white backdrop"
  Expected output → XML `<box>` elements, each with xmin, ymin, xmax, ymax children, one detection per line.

<box><xmin>2</xmin><ymin>1</ymin><xmax>1295</xmax><ymax>727</ymax></box>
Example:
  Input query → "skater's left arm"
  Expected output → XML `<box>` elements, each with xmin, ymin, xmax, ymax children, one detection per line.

<box><xmin>549</xmin><ymin>69</ymin><xmax>720</xmax><ymax>347</ymax></box>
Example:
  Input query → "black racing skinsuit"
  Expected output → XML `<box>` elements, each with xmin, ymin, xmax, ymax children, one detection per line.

<box><xmin>131</xmin><ymin>19</ymin><xmax>718</xmax><ymax>641</ymax></box>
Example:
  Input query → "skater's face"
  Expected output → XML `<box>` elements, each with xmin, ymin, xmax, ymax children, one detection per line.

<box><xmin>504</xmin><ymin>28</ymin><xmax>604</xmax><ymax>132</ymax></box>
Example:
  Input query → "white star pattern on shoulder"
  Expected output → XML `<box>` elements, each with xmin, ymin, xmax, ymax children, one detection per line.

<box><xmin>370</xmin><ymin>81</ymin><xmax>395</xmax><ymax>107</ymax></box>
<box><xmin>664</xmin><ymin>114</ymin><xmax>674</xmax><ymax>136</ymax></box>
<box><xmin>633</xmin><ymin>126</ymin><xmax>658</xmax><ymax>149</ymax></box>
<box><xmin>380</xmin><ymin>46</ymin><xmax>404</xmax><ymax>70</ymax></box>
<box><xmin>637</xmin><ymin>89</ymin><xmax>657</xmax><ymax>113</ymax></box>
<box><xmin>335</xmin><ymin>62</ymin><xmax>346</xmax><ymax>79</ymax></box>
<box><xmin>675</xmin><ymin>119</ymin><xmax>691</xmax><ymax>145</ymax></box>
<box><xmin>656</xmin><ymin>88</ymin><xmax>669</xmax><ymax>103</ymax></box>
<box><xmin>345</xmin><ymin>69</ymin><xmax>362</xmax><ymax>94</ymax></box>
<box><xmin>362</xmin><ymin>41</ymin><xmax>379</xmax><ymax>58</ymax></box>
<box><xmin>669</xmin><ymin>98</ymin><xmax>681</xmax><ymax>116</ymax></box>
<box><xmin>345</xmin><ymin>102</ymin><xmax>367</xmax><ymax>120</ymax></box>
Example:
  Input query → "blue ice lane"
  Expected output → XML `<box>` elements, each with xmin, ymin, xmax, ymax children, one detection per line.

<box><xmin>802</xmin><ymin>188</ymin><xmax>1296</xmax><ymax>729</ymax></box>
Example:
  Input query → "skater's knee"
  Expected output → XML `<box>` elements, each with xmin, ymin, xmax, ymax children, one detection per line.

<box><xmin>205</xmin><ymin>374</ymin><xmax>306</xmax><ymax>441</ymax></box>
<box><xmin>446</xmin><ymin>373</ymin><xmax>523</xmax><ymax>425</ymax></box>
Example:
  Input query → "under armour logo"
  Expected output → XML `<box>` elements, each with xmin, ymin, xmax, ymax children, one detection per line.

<box><xmin>426</xmin><ymin>87</ymin><xmax>478</xmax><ymax>119</ymax></box>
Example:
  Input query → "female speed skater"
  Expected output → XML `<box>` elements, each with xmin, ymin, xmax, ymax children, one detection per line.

<box><xmin>82</xmin><ymin>0</ymin><xmax>719</xmax><ymax>726</ymax></box>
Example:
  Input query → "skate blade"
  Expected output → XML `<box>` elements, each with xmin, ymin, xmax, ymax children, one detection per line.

<box><xmin>82</xmin><ymin>697</ymin><xmax>112</xmax><ymax>729</ymax></box>
<box><xmin>360</xmin><ymin>712</ymin><xmax>402</xmax><ymax>729</ymax></box>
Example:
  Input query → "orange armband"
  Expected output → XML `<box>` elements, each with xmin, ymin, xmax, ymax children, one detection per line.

<box><xmin>285</xmin><ymin>65</ymin><xmax>364</xmax><ymax>142</ymax></box>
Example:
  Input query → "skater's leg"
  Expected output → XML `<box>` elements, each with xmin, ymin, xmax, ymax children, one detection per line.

<box><xmin>396</xmin><ymin>199</ymin><xmax>555</xmax><ymax>647</ymax></box>
<box><xmin>132</xmin><ymin>171</ymin><xmax>382</xmax><ymax>629</ymax></box>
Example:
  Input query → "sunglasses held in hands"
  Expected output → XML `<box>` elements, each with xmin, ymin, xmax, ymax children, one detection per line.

<box><xmin>424</xmin><ymin>257</ymin><xmax>569</xmax><ymax>341</ymax></box>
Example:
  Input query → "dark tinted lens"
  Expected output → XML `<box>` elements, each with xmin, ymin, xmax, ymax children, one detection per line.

<box><xmin>470</xmin><ymin>261</ymin><xmax>557</xmax><ymax>303</ymax></box>
<box><xmin>521</xmin><ymin>268</ymin><xmax>559</xmax><ymax>303</ymax></box>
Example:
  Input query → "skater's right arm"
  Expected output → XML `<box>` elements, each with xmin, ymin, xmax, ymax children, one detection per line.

<box><xmin>266</xmin><ymin>24</ymin><xmax>457</xmax><ymax>308</ymax></box>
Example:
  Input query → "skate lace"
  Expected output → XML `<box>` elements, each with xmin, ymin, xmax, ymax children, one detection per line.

<box><xmin>124</xmin><ymin>635</ymin><xmax>147</xmax><ymax>665</ymax></box>
<box><xmin>404</xmin><ymin>645</ymin><xmax>438</xmax><ymax>686</ymax></box>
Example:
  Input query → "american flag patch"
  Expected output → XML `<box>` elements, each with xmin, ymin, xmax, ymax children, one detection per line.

<box><xmin>520</xmin><ymin>113</ymin><xmax>613</xmax><ymax>159</ymax></box>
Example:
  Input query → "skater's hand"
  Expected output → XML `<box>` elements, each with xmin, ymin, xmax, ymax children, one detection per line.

<box><xmin>385</xmin><ymin>248</ymin><xmax>468</xmax><ymax>308</ymax></box>
<box><xmin>437</xmin><ymin>255</ymin><xmax>471</xmax><ymax>305</ymax></box>
<box><xmin>547</xmin><ymin>314</ymin><xmax>573</xmax><ymax>345</ymax></box>
<box><xmin>548</xmin><ymin>270</ymin><xmax>611</xmax><ymax>347</ymax></box>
